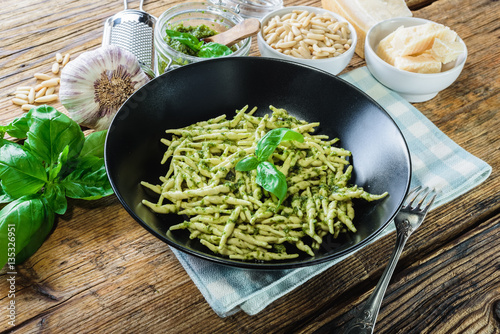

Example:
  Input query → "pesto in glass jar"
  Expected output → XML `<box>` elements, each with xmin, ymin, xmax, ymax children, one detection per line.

<box><xmin>165</xmin><ymin>24</ymin><xmax>218</xmax><ymax>56</ymax></box>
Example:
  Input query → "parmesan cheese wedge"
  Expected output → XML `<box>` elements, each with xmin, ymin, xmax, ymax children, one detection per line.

<box><xmin>321</xmin><ymin>0</ymin><xmax>412</xmax><ymax>58</ymax></box>
<box><xmin>431</xmin><ymin>38</ymin><xmax>464</xmax><ymax>64</ymax></box>
<box><xmin>394</xmin><ymin>52</ymin><xmax>442</xmax><ymax>73</ymax></box>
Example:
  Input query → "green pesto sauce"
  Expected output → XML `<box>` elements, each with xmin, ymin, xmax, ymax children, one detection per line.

<box><xmin>165</xmin><ymin>23</ymin><xmax>218</xmax><ymax>56</ymax></box>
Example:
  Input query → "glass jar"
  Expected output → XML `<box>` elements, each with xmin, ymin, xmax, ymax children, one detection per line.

<box><xmin>154</xmin><ymin>2</ymin><xmax>252</xmax><ymax>75</ymax></box>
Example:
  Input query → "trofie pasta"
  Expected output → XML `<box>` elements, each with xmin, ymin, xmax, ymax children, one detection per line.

<box><xmin>141</xmin><ymin>106</ymin><xmax>388</xmax><ymax>261</ymax></box>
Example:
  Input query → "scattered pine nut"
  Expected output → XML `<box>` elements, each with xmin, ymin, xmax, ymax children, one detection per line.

<box><xmin>28</xmin><ymin>88</ymin><xmax>35</xmax><ymax>104</ymax></box>
<box><xmin>12</xmin><ymin>98</ymin><xmax>28</xmax><ymax>106</ymax></box>
<box><xmin>40</xmin><ymin>78</ymin><xmax>59</xmax><ymax>88</ymax></box>
<box><xmin>10</xmin><ymin>51</ymin><xmax>67</xmax><ymax>111</ymax></box>
<box><xmin>35</xmin><ymin>94</ymin><xmax>58</xmax><ymax>103</ymax></box>
<box><xmin>34</xmin><ymin>72</ymin><xmax>52</xmax><ymax>80</ymax></box>
<box><xmin>35</xmin><ymin>87</ymin><xmax>47</xmax><ymax>98</ymax></box>
<box><xmin>45</xmin><ymin>86</ymin><xmax>56</xmax><ymax>95</ymax></box>
<box><xmin>52</xmin><ymin>62</ymin><xmax>60</xmax><ymax>74</ymax></box>
<box><xmin>21</xmin><ymin>104</ymin><xmax>36</xmax><ymax>111</ymax></box>
<box><xmin>15</xmin><ymin>93</ymin><xmax>29</xmax><ymax>100</ymax></box>
<box><xmin>62</xmin><ymin>53</ymin><xmax>70</xmax><ymax>66</ymax></box>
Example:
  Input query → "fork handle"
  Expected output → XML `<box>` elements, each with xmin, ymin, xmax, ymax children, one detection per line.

<box><xmin>345</xmin><ymin>228</ymin><xmax>410</xmax><ymax>334</ymax></box>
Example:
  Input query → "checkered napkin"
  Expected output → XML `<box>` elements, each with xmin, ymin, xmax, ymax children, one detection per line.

<box><xmin>171</xmin><ymin>66</ymin><xmax>492</xmax><ymax>317</ymax></box>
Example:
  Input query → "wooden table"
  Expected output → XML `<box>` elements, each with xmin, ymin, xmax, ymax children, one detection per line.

<box><xmin>1</xmin><ymin>0</ymin><xmax>499</xmax><ymax>333</ymax></box>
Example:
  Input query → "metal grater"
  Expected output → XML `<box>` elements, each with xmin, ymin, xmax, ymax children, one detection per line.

<box><xmin>102</xmin><ymin>0</ymin><xmax>156</xmax><ymax>77</ymax></box>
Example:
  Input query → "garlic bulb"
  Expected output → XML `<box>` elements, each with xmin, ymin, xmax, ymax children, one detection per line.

<box><xmin>60</xmin><ymin>45</ymin><xmax>150</xmax><ymax>130</ymax></box>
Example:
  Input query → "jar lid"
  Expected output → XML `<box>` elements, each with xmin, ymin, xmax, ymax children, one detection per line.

<box><xmin>209</xmin><ymin>0</ymin><xmax>283</xmax><ymax>19</ymax></box>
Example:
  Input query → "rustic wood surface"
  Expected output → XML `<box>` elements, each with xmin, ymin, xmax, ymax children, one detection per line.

<box><xmin>1</xmin><ymin>0</ymin><xmax>499</xmax><ymax>333</ymax></box>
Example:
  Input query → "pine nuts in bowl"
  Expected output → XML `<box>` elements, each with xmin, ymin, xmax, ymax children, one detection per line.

<box><xmin>257</xmin><ymin>6</ymin><xmax>357</xmax><ymax>75</ymax></box>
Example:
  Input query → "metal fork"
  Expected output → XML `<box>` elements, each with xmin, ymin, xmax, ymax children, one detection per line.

<box><xmin>345</xmin><ymin>186</ymin><xmax>437</xmax><ymax>334</ymax></box>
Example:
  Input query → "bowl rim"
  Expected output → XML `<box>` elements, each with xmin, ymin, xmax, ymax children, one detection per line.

<box><xmin>105</xmin><ymin>56</ymin><xmax>412</xmax><ymax>270</ymax></box>
<box><xmin>257</xmin><ymin>5</ymin><xmax>357</xmax><ymax>64</ymax></box>
<box><xmin>365</xmin><ymin>16</ymin><xmax>468</xmax><ymax>78</ymax></box>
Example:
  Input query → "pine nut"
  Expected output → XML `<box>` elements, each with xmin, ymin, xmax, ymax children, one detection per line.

<box><xmin>22</xmin><ymin>104</ymin><xmax>36</xmax><ymax>111</ymax></box>
<box><xmin>40</xmin><ymin>78</ymin><xmax>59</xmax><ymax>87</ymax></box>
<box><xmin>52</xmin><ymin>62</ymin><xmax>60</xmax><ymax>74</ymax></box>
<box><xmin>35</xmin><ymin>94</ymin><xmax>58</xmax><ymax>103</ymax></box>
<box><xmin>15</xmin><ymin>93</ymin><xmax>28</xmax><ymax>100</ymax></box>
<box><xmin>36</xmin><ymin>87</ymin><xmax>47</xmax><ymax>98</ymax></box>
<box><xmin>46</xmin><ymin>87</ymin><xmax>56</xmax><ymax>95</ymax></box>
<box><xmin>34</xmin><ymin>73</ymin><xmax>52</xmax><ymax>80</ymax></box>
<box><xmin>56</xmin><ymin>52</ymin><xmax>63</xmax><ymax>63</ymax></box>
<box><xmin>12</xmin><ymin>98</ymin><xmax>28</xmax><ymax>106</ymax></box>
<box><xmin>62</xmin><ymin>53</ymin><xmax>70</xmax><ymax>66</ymax></box>
<box><xmin>28</xmin><ymin>88</ymin><xmax>35</xmax><ymax>104</ymax></box>
<box><xmin>16</xmin><ymin>86</ymin><xmax>32</xmax><ymax>91</ymax></box>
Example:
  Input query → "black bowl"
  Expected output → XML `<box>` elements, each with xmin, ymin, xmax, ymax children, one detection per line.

<box><xmin>105</xmin><ymin>57</ymin><xmax>411</xmax><ymax>269</ymax></box>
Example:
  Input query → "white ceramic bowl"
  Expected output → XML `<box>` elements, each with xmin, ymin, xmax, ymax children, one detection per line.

<box><xmin>365</xmin><ymin>17</ymin><xmax>467</xmax><ymax>103</ymax></box>
<box><xmin>257</xmin><ymin>6</ymin><xmax>357</xmax><ymax>75</ymax></box>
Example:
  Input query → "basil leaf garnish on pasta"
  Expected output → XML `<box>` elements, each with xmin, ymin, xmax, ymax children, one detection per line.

<box><xmin>235</xmin><ymin>128</ymin><xmax>303</xmax><ymax>205</ymax></box>
<box><xmin>256</xmin><ymin>161</ymin><xmax>287</xmax><ymax>206</ymax></box>
<box><xmin>256</xmin><ymin>128</ymin><xmax>304</xmax><ymax>162</ymax></box>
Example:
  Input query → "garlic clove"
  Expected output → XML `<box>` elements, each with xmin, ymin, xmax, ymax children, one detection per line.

<box><xmin>60</xmin><ymin>45</ymin><xmax>150</xmax><ymax>130</ymax></box>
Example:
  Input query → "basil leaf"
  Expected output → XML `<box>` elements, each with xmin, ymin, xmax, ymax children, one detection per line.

<box><xmin>235</xmin><ymin>156</ymin><xmax>260</xmax><ymax>172</ymax></box>
<box><xmin>15</xmin><ymin>208</ymin><xmax>55</xmax><ymax>264</ymax></box>
<box><xmin>198</xmin><ymin>42</ymin><xmax>233</xmax><ymax>58</ymax></box>
<box><xmin>0</xmin><ymin>195</ymin><xmax>47</xmax><ymax>268</ymax></box>
<box><xmin>44</xmin><ymin>183</ymin><xmax>68</xmax><ymax>215</ymax></box>
<box><xmin>256</xmin><ymin>161</ymin><xmax>287</xmax><ymax>206</ymax></box>
<box><xmin>25</xmin><ymin>106</ymin><xmax>85</xmax><ymax>167</ymax></box>
<box><xmin>0</xmin><ymin>125</ymin><xmax>7</xmax><ymax>139</ymax></box>
<box><xmin>28</xmin><ymin>104</ymin><xmax>60</xmax><ymax>119</ymax></box>
<box><xmin>256</xmin><ymin>128</ymin><xmax>304</xmax><ymax>162</ymax></box>
<box><xmin>0</xmin><ymin>182</ymin><xmax>15</xmax><ymax>203</ymax></box>
<box><xmin>0</xmin><ymin>142</ymin><xmax>47</xmax><ymax>198</ymax></box>
<box><xmin>0</xmin><ymin>138</ymin><xmax>12</xmax><ymax>148</ymax></box>
<box><xmin>6</xmin><ymin>114</ymin><xmax>30</xmax><ymax>139</ymax></box>
<box><xmin>79</xmin><ymin>130</ymin><xmax>107</xmax><ymax>158</ymax></box>
<box><xmin>61</xmin><ymin>156</ymin><xmax>113</xmax><ymax>200</ymax></box>
<box><xmin>166</xmin><ymin>30</ymin><xmax>204</xmax><ymax>52</ymax></box>
<box><xmin>49</xmin><ymin>145</ymin><xmax>69</xmax><ymax>181</ymax></box>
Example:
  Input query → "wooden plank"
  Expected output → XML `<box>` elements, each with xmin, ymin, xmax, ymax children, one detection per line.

<box><xmin>304</xmin><ymin>212</ymin><xmax>500</xmax><ymax>333</ymax></box>
<box><xmin>0</xmin><ymin>0</ymin><xmax>498</xmax><ymax>332</ymax></box>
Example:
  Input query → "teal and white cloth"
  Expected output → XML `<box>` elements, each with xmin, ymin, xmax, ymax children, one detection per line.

<box><xmin>171</xmin><ymin>66</ymin><xmax>492</xmax><ymax>317</ymax></box>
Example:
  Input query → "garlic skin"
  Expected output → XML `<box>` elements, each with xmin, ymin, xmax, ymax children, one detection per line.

<box><xmin>60</xmin><ymin>45</ymin><xmax>150</xmax><ymax>130</ymax></box>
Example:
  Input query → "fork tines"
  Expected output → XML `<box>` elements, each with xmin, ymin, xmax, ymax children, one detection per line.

<box><xmin>406</xmin><ymin>186</ymin><xmax>437</xmax><ymax>210</ymax></box>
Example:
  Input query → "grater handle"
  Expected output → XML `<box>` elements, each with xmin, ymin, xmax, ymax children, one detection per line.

<box><xmin>123</xmin><ymin>0</ymin><xmax>145</xmax><ymax>11</ymax></box>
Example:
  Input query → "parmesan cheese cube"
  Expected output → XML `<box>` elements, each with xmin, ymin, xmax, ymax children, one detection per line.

<box><xmin>391</xmin><ymin>23</ymin><xmax>457</xmax><ymax>57</ymax></box>
<box><xmin>376</xmin><ymin>26</ymin><xmax>403</xmax><ymax>65</ymax></box>
<box><xmin>394</xmin><ymin>52</ymin><xmax>442</xmax><ymax>73</ymax></box>
<box><xmin>431</xmin><ymin>38</ymin><xmax>464</xmax><ymax>64</ymax></box>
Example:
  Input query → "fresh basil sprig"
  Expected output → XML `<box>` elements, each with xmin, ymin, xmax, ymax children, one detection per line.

<box><xmin>165</xmin><ymin>30</ymin><xmax>233</xmax><ymax>58</ymax></box>
<box><xmin>0</xmin><ymin>105</ymin><xmax>113</xmax><ymax>268</ymax></box>
<box><xmin>235</xmin><ymin>128</ymin><xmax>304</xmax><ymax>206</ymax></box>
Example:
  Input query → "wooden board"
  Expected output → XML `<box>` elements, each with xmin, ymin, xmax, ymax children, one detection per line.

<box><xmin>0</xmin><ymin>0</ymin><xmax>499</xmax><ymax>332</ymax></box>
